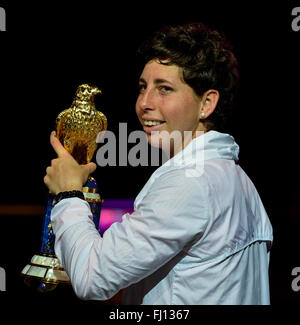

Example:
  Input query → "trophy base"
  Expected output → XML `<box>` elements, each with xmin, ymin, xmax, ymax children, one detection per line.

<box><xmin>21</xmin><ymin>253</ymin><xmax>71</xmax><ymax>292</ymax></box>
<box><xmin>21</xmin><ymin>176</ymin><xmax>102</xmax><ymax>293</ymax></box>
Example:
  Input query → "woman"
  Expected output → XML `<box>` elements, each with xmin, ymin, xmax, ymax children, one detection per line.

<box><xmin>44</xmin><ymin>23</ymin><xmax>273</xmax><ymax>304</ymax></box>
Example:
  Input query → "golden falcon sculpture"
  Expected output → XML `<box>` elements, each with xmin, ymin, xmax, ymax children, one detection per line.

<box><xmin>56</xmin><ymin>83</ymin><xmax>107</xmax><ymax>165</ymax></box>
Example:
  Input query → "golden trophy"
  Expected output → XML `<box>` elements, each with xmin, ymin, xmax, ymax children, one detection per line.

<box><xmin>21</xmin><ymin>84</ymin><xmax>107</xmax><ymax>292</ymax></box>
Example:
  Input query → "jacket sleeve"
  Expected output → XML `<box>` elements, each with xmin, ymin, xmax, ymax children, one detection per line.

<box><xmin>50</xmin><ymin>169</ymin><xmax>209</xmax><ymax>300</ymax></box>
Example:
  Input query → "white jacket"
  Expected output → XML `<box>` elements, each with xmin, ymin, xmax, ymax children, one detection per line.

<box><xmin>51</xmin><ymin>131</ymin><xmax>273</xmax><ymax>304</ymax></box>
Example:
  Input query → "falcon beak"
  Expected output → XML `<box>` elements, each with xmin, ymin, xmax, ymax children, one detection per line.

<box><xmin>92</xmin><ymin>87</ymin><xmax>102</xmax><ymax>95</ymax></box>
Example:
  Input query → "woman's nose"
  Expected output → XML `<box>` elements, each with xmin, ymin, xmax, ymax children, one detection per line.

<box><xmin>139</xmin><ymin>88</ymin><xmax>155</xmax><ymax>111</ymax></box>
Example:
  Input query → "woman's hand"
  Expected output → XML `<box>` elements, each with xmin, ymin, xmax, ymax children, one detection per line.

<box><xmin>44</xmin><ymin>131</ymin><xmax>97</xmax><ymax>195</ymax></box>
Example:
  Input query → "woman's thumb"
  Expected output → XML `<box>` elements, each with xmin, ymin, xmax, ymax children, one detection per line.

<box><xmin>83</xmin><ymin>162</ymin><xmax>97</xmax><ymax>175</ymax></box>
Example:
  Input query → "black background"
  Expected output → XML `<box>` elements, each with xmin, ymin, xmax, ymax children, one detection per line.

<box><xmin>0</xmin><ymin>0</ymin><xmax>299</xmax><ymax>315</ymax></box>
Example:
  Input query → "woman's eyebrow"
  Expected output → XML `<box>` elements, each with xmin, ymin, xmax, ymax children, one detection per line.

<box><xmin>138</xmin><ymin>77</ymin><xmax>173</xmax><ymax>85</ymax></box>
<box><xmin>154</xmin><ymin>78</ymin><xmax>173</xmax><ymax>85</ymax></box>
<box><xmin>138</xmin><ymin>78</ymin><xmax>147</xmax><ymax>84</ymax></box>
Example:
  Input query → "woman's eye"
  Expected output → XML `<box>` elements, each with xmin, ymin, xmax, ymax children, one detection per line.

<box><xmin>138</xmin><ymin>84</ymin><xmax>146</xmax><ymax>93</ymax></box>
<box><xmin>159</xmin><ymin>86</ymin><xmax>173</xmax><ymax>94</ymax></box>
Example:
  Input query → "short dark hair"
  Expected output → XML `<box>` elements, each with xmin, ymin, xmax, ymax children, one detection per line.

<box><xmin>137</xmin><ymin>22</ymin><xmax>240</xmax><ymax>132</ymax></box>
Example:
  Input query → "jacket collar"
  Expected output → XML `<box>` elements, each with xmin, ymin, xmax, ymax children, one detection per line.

<box><xmin>163</xmin><ymin>130</ymin><xmax>239</xmax><ymax>169</ymax></box>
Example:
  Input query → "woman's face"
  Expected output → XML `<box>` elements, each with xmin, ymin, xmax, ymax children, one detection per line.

<box><xmin>136</xmin><ymin>60</ymin><xmax>204</xmax><ymax>156</ymax></box>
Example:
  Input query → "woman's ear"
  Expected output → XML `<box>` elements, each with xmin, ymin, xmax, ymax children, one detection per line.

<box><xmin>199</xmin><ymin>89</ymin><xmax>219</xmax><ymax>119</ymax></box>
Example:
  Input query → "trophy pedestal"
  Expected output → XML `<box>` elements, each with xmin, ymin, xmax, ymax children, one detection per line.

<box><xmin>21</xmin><ymin>253</ymin><xmax>70</xmax><ymax>292</ymax></box>
<box><xmin>21</xmin><ymin>177</ymin><xmax>102</xmax><ymax>292</ymax></box>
